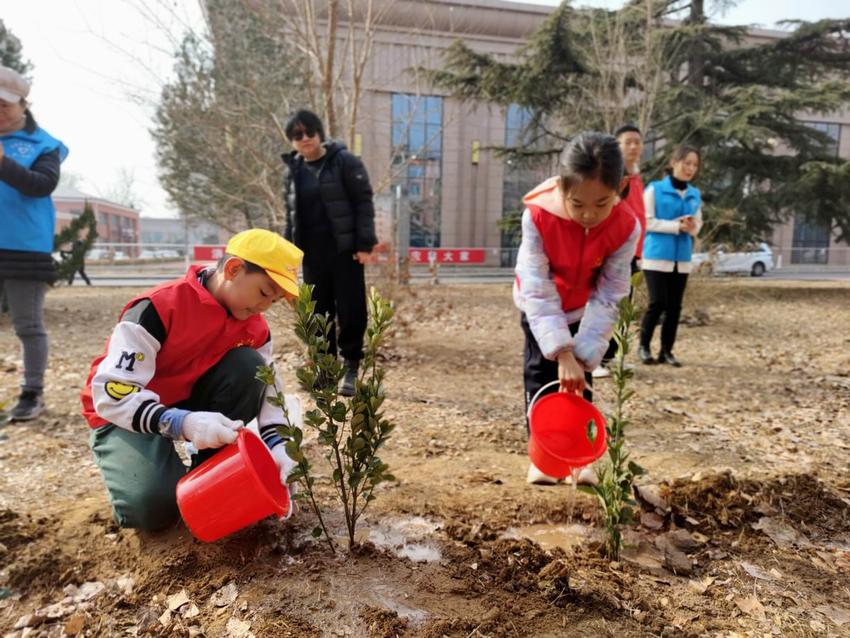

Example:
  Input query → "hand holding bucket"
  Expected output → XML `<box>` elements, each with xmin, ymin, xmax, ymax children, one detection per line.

<box><xmin>527</xmin><ymin>381</ymin><xmax>607</xmax><ymax>479</ymax></box>
<box><xmin>176</xmin><ymin>429</ymin><xmax>291</xmax><ymax>542</ymax></box>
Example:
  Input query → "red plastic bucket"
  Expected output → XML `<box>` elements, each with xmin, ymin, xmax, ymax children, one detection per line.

<box><xmin>176</xmin><ymin>429</ymin><xmax>290</xmax><ymax>542</ymax></box>
<box><xmin>527</xmin><ymin>381</ymin><xmax>607</xmax><ymax>478</ymax></box>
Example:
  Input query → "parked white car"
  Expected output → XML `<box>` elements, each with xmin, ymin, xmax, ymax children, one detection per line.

<box><xmin>86</xmin><ymin>248</ymin><xmax>109</xmax><ymax>260</ymax></box>
<box><xmin>692</xmin><ymin>242</ymin><xmax>774</xmax><ymax>277</ymax></box>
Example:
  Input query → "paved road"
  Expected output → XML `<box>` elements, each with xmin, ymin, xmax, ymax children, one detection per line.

<box><xmin>764</xmin><ymin>270</ymin><xmax>850</xmax><ymax>282</ymax></box>
<box><xmin>76</xmin><ymin>266</ymin><xmax>850</xmax><ymax>287</ymax></box>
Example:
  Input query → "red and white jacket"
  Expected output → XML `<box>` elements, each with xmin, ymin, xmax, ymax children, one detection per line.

<box><xmin>513</xmin><ymin>177</ymin><xmax>639</xmax><ymax>368</ymax></box>
<box><xmin>624</xmin><ymin>172</ymin><xmax>646</xmax><ymax>258</ymax></box>
<box><xmin>80</xmin><ymin>267</ymin><xmax>288</xmax><ymax>449</ymax></box>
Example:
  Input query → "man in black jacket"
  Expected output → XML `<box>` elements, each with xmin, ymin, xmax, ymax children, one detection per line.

<box><xmin>281</xmin><ymin>110</ymin><xmax>377</xmax><ymax>396</ymax></box>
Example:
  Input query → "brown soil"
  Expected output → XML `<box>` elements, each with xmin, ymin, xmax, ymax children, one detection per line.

<box><xmin>1</xmin><ymin>277</ymin><xmax>849</xmax><ymax>637</ymax></box>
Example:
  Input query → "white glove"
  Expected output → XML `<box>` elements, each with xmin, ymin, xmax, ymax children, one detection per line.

<box><xmin>270</xmin><ymin>444</ymin><xmax>298</xmax><ymax>520</ymax></box>
<box><xmin>181</xmin><ymin>412</ymin><xmax>243</xmax><ymax>450</ymax></box>
<box><xmin>270</xmin><ymin>444</ymin><xmax>298</xmax><ymax>487</ymax></box>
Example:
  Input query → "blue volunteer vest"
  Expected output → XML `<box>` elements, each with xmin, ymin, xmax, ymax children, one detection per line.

<box><xmin>0</xmin><ymin>126</ymin><xmax>69</xmax><ymax>253</ymax></box>
<box><xmin>642</xmin><ymin>175</ymin><xmax>701</xmax><ymax>263</ymax></box>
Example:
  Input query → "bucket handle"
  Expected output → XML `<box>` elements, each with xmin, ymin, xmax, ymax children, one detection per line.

<box><xmin>527</xmin><ymin>380</ymin><xmax>562</xmax><ymax>421</ymax></box>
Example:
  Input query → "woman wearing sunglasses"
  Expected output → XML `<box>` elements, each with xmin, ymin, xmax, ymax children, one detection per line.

<box><xmin>281</xmin><ymin>110</ymin><xmax>377</xmax><ymax>396</ymax></box>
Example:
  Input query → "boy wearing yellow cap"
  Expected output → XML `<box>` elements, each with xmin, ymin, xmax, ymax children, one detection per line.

<box><xmin>80</xmin><ymin>229</ymin><xmax>303</xmax><ymax>530</ymax></box>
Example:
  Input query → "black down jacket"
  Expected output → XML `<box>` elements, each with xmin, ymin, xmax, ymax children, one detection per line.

<box><xmin>281</xmin><ymin>140</ymin><xmax>378</xmax><ymax>254</ymax></box>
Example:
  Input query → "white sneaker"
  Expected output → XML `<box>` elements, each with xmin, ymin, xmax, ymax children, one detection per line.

<box><xmin>563</xmin><ymin>466</ymin><xmax>599</xmax><ymax>486</ymax></box>
<box><xmin>526</xmin><ymin>462</ymin><xmax>561</xmax><ymax>485</ymax></box>
<box><xmin>591</xmin><ymin>366</ymin><xmax>611</xmax><ymax>379</ymax></box>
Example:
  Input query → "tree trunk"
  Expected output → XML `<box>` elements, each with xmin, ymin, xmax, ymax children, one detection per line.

<box><xmin>687</xmin><ymin>0</ymin><xmax>706</xmax><ymax>89</ymax></box>
<box><xmin>323</xmin><ymin>0</ymin><xmax>339</xmax><ymax>138</ymax></box>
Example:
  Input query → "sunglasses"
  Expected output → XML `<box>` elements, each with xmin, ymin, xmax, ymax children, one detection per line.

<box><xmin>290</xmin><ymin>128</ymin><xmax>317</xmax><ymax>142</ymax></box>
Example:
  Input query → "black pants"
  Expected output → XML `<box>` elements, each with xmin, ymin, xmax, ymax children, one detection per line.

<box><xmin>302</xmin><ymin>246</ymin><xmax>367</xmax><ymax>363</ymax></box>
<box><xmin>68</xmin><ymin>267</ymin><xmax>91</xmax><ymax>286</ymax></box>
<box><xmin>640</xmin><ymin>267</ymin><xmax>689</xmax><ymax>354</ymax></box>
<box><xmin>178</xmin><ymin>347</ymin><xmax>267</xmax><ymax>467</ymax></box>
<box><xmin>522</xmin><ymin>314</ymin><xmax>592</xmax><ymax>432</ymax></box>
<box><xmin>601</xmin><ymin>257</ymin><xmax>640</xmax><ymax>364</ymax></box>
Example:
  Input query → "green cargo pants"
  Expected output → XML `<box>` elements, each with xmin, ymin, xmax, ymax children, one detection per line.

<box><xmin>90</xmin><ymin>347</ymin><xmax>267</xmax><ymax>530</ymax></box>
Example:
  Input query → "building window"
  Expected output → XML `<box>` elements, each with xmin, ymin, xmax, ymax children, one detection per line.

<box><xmin>501</xmin><ymin>104</ymin><xmax>549</xmax><ymax>266</ymax></box>
<box><xmin>791</xmin><ymin>212</ymin><xmax>830</xmax><ymax>264</ymax></box>
<box><xmin>391</xmin><ymin>93</ymin><xmax>442</xmax><ymax>247</ymax></box>
<box><xmin>802</xmin><ymin>121</ymin><xmax>841</xmax><ymax>157</ymax></box>
<box><xmin>110</xmin><ymin>214</ymin><xmax>120</xmax><ymax>241</ymax></box>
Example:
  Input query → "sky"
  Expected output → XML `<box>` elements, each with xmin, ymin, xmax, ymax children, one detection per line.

<box><xmin>2</xmin><ymin>0</ymin><xmax>847</xmax><ymax>218</ymax></box>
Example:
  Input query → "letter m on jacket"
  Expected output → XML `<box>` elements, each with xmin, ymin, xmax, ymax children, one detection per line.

<box><xmin>116</xmin><ymin>351</ymin><xmax>137</xmax><ymax>372</ymax></box>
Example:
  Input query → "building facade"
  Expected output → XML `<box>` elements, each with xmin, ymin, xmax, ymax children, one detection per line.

<box><xmin>139</xmin><ymin>217</ymin><xmax>230</xmax><ymax>247</ymax></box>
<box><xmin>53</xmin><ymin>184</ymin><xmax>140</xmax><ymax>245</ymax></box>
<box><xmin>338</xmin><ymin>0</ymin><xmax>849</xmax><ymax>268</ymax></box>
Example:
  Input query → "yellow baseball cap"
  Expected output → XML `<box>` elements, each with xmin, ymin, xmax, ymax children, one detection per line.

<box><xmin>226</xmin><ymin>229</ymin><xmax>303</xmax><ymax>298</ymax></box>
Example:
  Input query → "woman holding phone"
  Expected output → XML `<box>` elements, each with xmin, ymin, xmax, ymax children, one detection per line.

<box><xmin>638</xmin><ymin>145</ymin><xmax>702</xmax><ymax>367</ymax></box>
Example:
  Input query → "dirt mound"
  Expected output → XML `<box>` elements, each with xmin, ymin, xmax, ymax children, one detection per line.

<box><xmin>668</xmin><ymin>472</ymin><xmax>850</xmax><ymax>539</ymax></box>
<box><xmin>361</xmin><ymin>606</ymin><xmax>408</xmax><ymax>637</ymax></box>
<box><xmin>0</xmin><ymin>510</ymin><xmax>76</xmax><ymax>592</ymax></box>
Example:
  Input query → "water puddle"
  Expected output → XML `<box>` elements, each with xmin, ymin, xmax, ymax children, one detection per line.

<box><xmin>370</xmin><ymin>584</ymin><xmax>430</xmax><ymax>626</ymax></box>
<box><xmin>356</xmin><ymin>516</ymin><xmax>443</xmax><ymax>563</ymax></box>
<box><xmin>505</xmin><ymin>522</ymin><xmax>597</xmax><ymax>552</ymax></box>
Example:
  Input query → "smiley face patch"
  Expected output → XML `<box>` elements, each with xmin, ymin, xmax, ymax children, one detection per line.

<box><xmin>105</xmin><ymin>381</ymin><xmax>141</xmax><ymax>401</ymax></box>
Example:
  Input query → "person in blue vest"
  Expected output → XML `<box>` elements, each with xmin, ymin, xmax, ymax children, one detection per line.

<box><xmin>638</xmin><ymin>145</ymin><xmax>702</xmax><ymax>367</ymax></box>
<box><xmin>0</xmin><ymin>66</ymin><xmax>68</xmax><ymax>421</ymax></box>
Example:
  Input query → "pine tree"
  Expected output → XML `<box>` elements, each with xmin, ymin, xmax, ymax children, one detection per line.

<box><xmin>54</xmin><ymin>201</ymin><xmax>98</xmax><ymax>282</ymax></box>
<box><xmin>428</xmin><ymin>1</ymin><xmax>850</xmax><ymax>246</ymax></box>
<box><xmin>0</xmin><ymin>20</ymin><xmax>32</xmax><ymax>75</ymax></box>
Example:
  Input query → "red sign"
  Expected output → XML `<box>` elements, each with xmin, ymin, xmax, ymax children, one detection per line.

<box><xmin>193</xmin><ymin>245</ymin><xmax>226</xmax><ymax>261</ymax></box>
<box><xmin>407</xmin><ymin>248</ymin><xmax>486</xmax><ymax>264</ymax></box>
<box><xmin>193</xmin><ymin>244</ymin><xmax>487</xmax><ymax>265</ymax></box>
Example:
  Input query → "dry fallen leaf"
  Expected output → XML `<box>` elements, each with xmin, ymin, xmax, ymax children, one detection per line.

<box><xmin>167</xmin><ymin>589</ymin><xmax>191</xmax><ymax>611</ymax></box>
<box><xmin>815</xmin><ymin>605</ymin><xmax>850</xmax><ymax>627</ymax></box>
<box><xmin>735</xmin><ymin>595</ymin><xmax>767</xmax><ymax>622</ymax></box>
<box><xmin>63</xmin><ymin>613</ymin><xmax>86</xmax><ymax>636</ymax></box>
<box><xmin>158</xmin><ymin>608</ymin><xmax>172</xmax><ymax>628</ymax></box>
<box><xmin>688</xmin><ymin>576</ymin><xmax>715</xmax><ymax>594</ymax></box>
<box><xmin>751</xmin><ymin>517</ymin><xmax>812</xmax><ymax>549</ymax></box>
<box><xmin>211</xmin><ymin>582</ymin><xmax>239</xmax><ymax>607</ymax></box>
<box><xmin>739</xmin><ymin>560</ymin><xmax>774</xmax><ymax>581</ymax></box>
<box><xmin>226</xmin><ymin>616</ymin><xmax>253</xmax><ymax>638</ymax></box>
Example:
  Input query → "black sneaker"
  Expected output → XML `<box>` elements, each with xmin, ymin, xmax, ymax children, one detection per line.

<box><xmin>638</xmin><ymin>345</ymin><xmax>656</xmax><ymax>365</ymax></box>
<box><xmin>10</xmin><ymin>391</ymin><xmax>46</xmax><ymax>421</ymax></box>
<box><xmin>339</xmin><ymin>362</ymin><xmax>359</xmax><ymax>397</ymax></box>
<box><xmin>658</xmin><ymin>351</ymin><xmax>682</xmax><ymax>367</ymax></box>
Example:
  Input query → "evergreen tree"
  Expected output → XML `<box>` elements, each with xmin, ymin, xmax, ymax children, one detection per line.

<box><xmin>54</xmin><ymin>202</ymin><xmax>98</xmax><ymax>283</ymax></box>
<box><xmin>428</xmin><ymin>1</ymin><xmax>850</xmax><ymax>246</ymax></box>
<box><xmin>0</xmin><ymin>20</ymin><xmax>32</xmax><ymax>75</ymax></box>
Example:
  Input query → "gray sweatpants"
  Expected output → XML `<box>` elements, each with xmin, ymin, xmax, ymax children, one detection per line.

<box><xmin>0</xmin><ymin>279</ymin><xmax>48</xmax><ymax>393</ymax></box>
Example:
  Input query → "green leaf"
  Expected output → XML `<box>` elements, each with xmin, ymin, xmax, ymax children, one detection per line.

<box><xmin>284</xmin><ymin>440</ymin><xmax>303</xmax><ymax>463</ymax></box>
<box><xmin>577</xmin><ymin>485</ymin><xmax>599</xmax><ymax>497</ymax></box>
<box><xmin>627</xmin><ymin>460</ymin><xmax>646</xmax><ymax>476</ymax></box>
<box><xmin>586</xmin><ymin>419</ymin><xmax>597</xmax><ymax>443</ymax></box>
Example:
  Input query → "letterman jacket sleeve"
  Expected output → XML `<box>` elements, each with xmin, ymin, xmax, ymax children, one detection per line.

<box><xmin>90</xmin><ymin>300</ymin><xmax>170</xmax><ymax>434</ymax></box>
<box><xmin>255</xmin><ymin>336</ymin><xmax>298</xmax><ymax>451</ymax></box>
<box><xmin>513</xmin><ymin>208</ymin><xmax>574</xmax><ymax>360</ymax></box>
<box><xmin>573</xmin><ymin>219</ymin><xmax>640</xmax><ymax>370</ymax></box>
